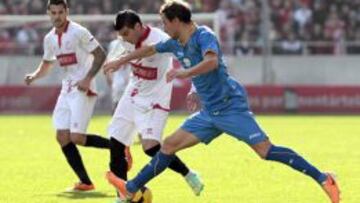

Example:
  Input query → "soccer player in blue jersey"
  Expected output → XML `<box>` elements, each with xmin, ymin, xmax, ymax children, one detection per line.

<box><xmin>103</xmin><ymin>1</ymin><xmax>340</xmax><ymax>202</ymax></box>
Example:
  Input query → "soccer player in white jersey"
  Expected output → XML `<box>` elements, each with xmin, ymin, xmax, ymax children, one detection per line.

<box><xmin>105</xmin><ymin>37</ymin><xmax>131</xmax><ymax>111</ymax></box>
<box><xmin>24</xmin><ymin>0</ymin><xmax>112</xmax><ymax>192</ymax></box>
<box><xmin>103</xmin><ymin>10</ymin><xmax>204</xmax><ymax>202</ymax></box>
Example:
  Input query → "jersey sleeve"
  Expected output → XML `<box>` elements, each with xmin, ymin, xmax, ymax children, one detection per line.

<box><xmin>42</xmin><ymin>35</ymin><xmax>56</xmax><ymax>61</ymax></box>
<box><xmin>78</xmin><ymin>27</ymin><xmax>100</xmax><ymax>52</ymax></box>
<box><xmin>155</xmin><ymin>39</ymin><xmax>174</xmax><ymax>53</ymax></box>
<box><xmin>198</xmin><ymin>30</ymin><xmax>220</xmax><ymax>56</ymax></box>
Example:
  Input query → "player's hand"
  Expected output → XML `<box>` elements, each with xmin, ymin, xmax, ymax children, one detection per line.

<box><xmin>103</xmin><ymin>58</ymin><xmax>125</xmax><ymax>74</ymax></box>
<box><xmin>186</xmin><ymin>91</ymin><xmax>201</xmax><ymax>113</ymax></box>
<box><xmin>76</xmin><ymin>77</ymin><xmax>91</xmax><ymax>92</ymax></box>
<box><xmin>24</xmin><ymin>73</ymin><xmax>36</xmax><ymax>85</ymax></box>
<box><xmin>166</xmin><ymin>68</ymin><xmax>190</xmax><ymax>83</ymax></box>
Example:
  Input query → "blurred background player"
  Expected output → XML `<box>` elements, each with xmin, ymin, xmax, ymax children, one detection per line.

<box><xmin>103</xmin><ymin>1</ymin><xmax>340</xmax><ymax>203</ymax></box>
<box><xmin>104</xmin><ymin>10</ymin><xmax>204</xmax><ymax>203</ymax></box>
<box><xmin>24</xmin><ymin>0</ymin><xmax>110</xmax><ymax>192</ymax></box>
<box><xmin>105</xmin><ymin>35</ymin><xmax>131</xmax><ymax>112</ymax></box>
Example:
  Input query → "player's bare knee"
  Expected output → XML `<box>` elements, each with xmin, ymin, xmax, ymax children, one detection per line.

<box><xmin>251</xmin><ymin>140</ymin><xmax>272</xmax><ymax>159</ymax></box>
<box><xmin>70</xmin><ymin>133</ymin><xmax>86</xmax><ymax>145</ymax></box>
<box><xmin>161</xmin><ymin>138</ymin><xmax>179</xmax><ymax>155</ymax></box>
<box><xmin>56</xmin><ymin>130</ymin><xmax>70</xmax><ymax>146</ymax></box>
<box><xmin>256</xmin><ymin>150</ymin><xmax>268</xmax><ymax>159</ymax></box>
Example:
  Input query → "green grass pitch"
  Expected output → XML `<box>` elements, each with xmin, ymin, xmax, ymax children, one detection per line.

<box><xmin>0</xmin><ymin>114</ymin><xmax>359</xmax><ymax>203</ymax></box>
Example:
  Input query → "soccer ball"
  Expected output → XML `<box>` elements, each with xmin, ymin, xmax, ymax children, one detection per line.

<box><xmin>130</xmin><ymin>186</ymin><xmax>153</xmax><ymax>203</ymax></box>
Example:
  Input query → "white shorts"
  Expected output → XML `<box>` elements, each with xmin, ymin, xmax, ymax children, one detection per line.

<box><xmin>53</xmin><ymin>89</ymin><xmax>97</xmax><ymax>133</ymax></box>
<box><xmin>108</xmin><ymin>96</ymin><xmax>169</xmax><ymax>146</ymax></box>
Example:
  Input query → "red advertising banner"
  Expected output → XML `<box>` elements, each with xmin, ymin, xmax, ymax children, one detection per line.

<box><xmin>246</xmin><ymin>85</ymin><xmax>360</xmax><ymax>113</ymax></box>
<box><xmin>1</xmin><ymin>85</ymin><xmax>360</xmax><ymax>113</ymax></box>
<box><xmin>0</xmin><ymin>86</ymin><xmax>60</xmax><ymax>113</ymax></box>
<box><xmin>289</xmin><ymin>86</ymin><xmax>360</xmax><ymax>113</ymax></box>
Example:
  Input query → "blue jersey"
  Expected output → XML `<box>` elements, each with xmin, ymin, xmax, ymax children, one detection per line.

<box><xmin>155</xmin><ymin>26</ymin><xmax>248</xmax><ymax>112</ymax></box>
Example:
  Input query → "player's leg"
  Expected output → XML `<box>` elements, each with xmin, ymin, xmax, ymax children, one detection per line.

<box><xmin>70</xmin><ymin>92</ymin><xmax>110</xmax><ymax>149</ymax></box>
<box><xmin>139</xmin><ymin>109</ymin><xmax>203</xmax><ymax>195</ymax></box>
<box><xmin>218</xmin><ymin>107</ymin><xmax>340</xmax><ymax>203</ymax></box>
<box><xmin>57</xmin><ymin>129</ymin><xmax>89</xmax><ymax>184</ymax></box>
<box><xmin>108</xmin><ymin>116</ymin><xmax>136</xmax><ymax>180</ymax></box>
<box><xmin>70</xmin><ymin>132</ymin><xmax>110</xmax><ymax>149</ymax></box>
<box><xmin>107</xmin><ymin>116</ymin><xmax>140</xmax><ymax>202</ymax></box>
<box><xmin>141</xmin><ymin>138</ymin><xmax>203</xmax><ymax>195</ymax></box>
<box><xmin>53</xmin><ymin>94</ymin><xmax>93</xmax><ymax>191</ymax></box>
<box><xmin>252</xmin><ymin>140</ymin><xmax>340</xmax><ymax>202</ymax></box>
<box><xmin>107</xmin><ymin>128</ymin><xmax>201</xmax><ymax>198</ymax></box>
<box><xmin>63</xmin><ymin>91</ymin><xmax>100</xmax><ymax>191</ymax></box>
<box><xmin>58</xmin><ymin>130</ymin><xmax>94</xmax><ymax>191</ymax></box>
<box><xmin>142</xmin><ymin>139</ymin><xmax>189</xmax><ymax>177</ymax></box>
<box><xmin>107</xmin><ymin>96</ymin><xmax>137</xmax><ymax>184</ymax></box>
<box><xmin>139</xmin><ymin>109</ymin><xmax>191</xmax><ymax>177</ymax></box>
<box><xmin>251</xmin><ymin>139</ymin><xmax>327</xmax><ymax>182</ymax></box>
<box><xmin>107</xmin><ymin>110</ymin><xmax>221</xmax><ymax>198</ymax></box>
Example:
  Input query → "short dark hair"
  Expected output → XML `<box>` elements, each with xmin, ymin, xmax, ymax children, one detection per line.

<box><xmin>160</xmin><ymin>0</ymin><xmax>192</xmax><ymax>23</ymax></box>
<box><xmin>47</xmin><ymin>0</ymin><xmax>68</xmax><ymax>9</ymax></box>
<box><xmin>113</xmin><ymin>10</ymin><xmax>142</xmax><ymax>31</ymax></box>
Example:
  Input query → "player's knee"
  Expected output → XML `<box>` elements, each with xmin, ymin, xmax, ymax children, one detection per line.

<box><xmin>70</xmin><ymin>133</ymin><xmax>86</xmax><ymax>145</ymax></box>
<box><xmin>251</xmin><ymin>140</ymin><xmax>272</xmax><ymax>159</ymax></box>
<box><xmin>257</xmin><ymin>151</ymin><xmax>268</xmax><ymax>159</ymax></box>
<box><xmin>161</xmin><ymin>138</ymin><xmax>179</xmax><ymax>155</ymax></box>
<box><xmin>56</xmin><ymin>131</ymin><xmax>70</xmax><ymax>146</ymax></box>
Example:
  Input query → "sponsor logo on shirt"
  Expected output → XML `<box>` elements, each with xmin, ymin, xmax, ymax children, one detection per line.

<box><xmin>130</xmin><ymin>62</ymin><xmax>157</xmax><ymax>80</ymax></box>
<box><xmin>57</xmin><ymin>53</ymin><xmax>78</xmax><ymax>66</ymax></box>
<box><xmin>182</xmin><ymin>58</ymin><xmax>191</xmax><ymax>67</ymax></box>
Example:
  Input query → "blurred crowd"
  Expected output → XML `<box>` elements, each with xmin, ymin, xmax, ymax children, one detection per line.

<box><xmin>1</xmin><ymin>0</ymin><xmax>360</xmax><ymax>55</ymax></box>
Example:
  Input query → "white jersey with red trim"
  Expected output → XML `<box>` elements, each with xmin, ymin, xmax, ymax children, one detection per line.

<box><xmin>43</xmin><ymin>20</ymin><xmax>100</xmax><ymax>95</ymax></box>
<box><xmin>123</xmin><ymin>26</ymin><xmax>173</xmax><ymax>110</ymax></box>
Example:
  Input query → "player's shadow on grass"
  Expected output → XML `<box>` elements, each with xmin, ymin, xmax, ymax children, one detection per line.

<box><xmin>57</xmin><ymin>191</ymin><xmax>114</xmax><ymax>199</ymax></box>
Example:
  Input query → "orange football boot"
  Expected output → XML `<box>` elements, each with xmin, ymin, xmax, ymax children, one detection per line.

<box><xmin>106</xmin><ymin>171</ymin><xmax>133</xmax><ymax>199</ymax></box>
<box><xmin>66</xmin><ymin>182</ymin><xmax>95</xmax><ymax>192</ymax></box>
<box><xmin>321</xmin><ymin>173</ymin><xmax>340</xmax><ymax>203</ymax></box>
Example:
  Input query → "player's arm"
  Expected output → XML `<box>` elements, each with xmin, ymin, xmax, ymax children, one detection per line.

<box><xmin>166</xmin><ymin>51</ymin><xmax>218</xmax><ymax>82</ymax></box>
<box><xmin>185</xmin><ymin>52</ymin><xmax>218</xmax><ymax>76</ymax></box>
<box><xmin>167</xmin><ymin>30</ymin><xmax>220</xmax><ymax>82</ymax></box>
<box><xmin>87</xmin><ymin>46</ymin><xmax>106</xmax><ymax>79</ymax></box>
<box><xmin>103</xmin><ymin>45</ymin><xmax>156</xmax><ymax>74</ymax></box>
<box><xmin>77</xmin><ymin>45</ymin><xmax>106</xmax><ymax>92</ymax></box>
<box><xmin>24</xmin><ymin>60</ymin><xmax>54</xmax><ymax>85</ymax></box>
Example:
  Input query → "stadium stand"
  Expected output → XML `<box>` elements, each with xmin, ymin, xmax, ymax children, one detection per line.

<box><xmin>1</xmin><ymin>0</ymin><xmax>360</xmax><ymax>55</ymax></box>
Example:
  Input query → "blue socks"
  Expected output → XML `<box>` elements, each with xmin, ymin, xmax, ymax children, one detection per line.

<box><xmin>265</xmin><ymin>145</ymin><xmax>327</xmax><ymax>184</ymax></box>
<box><xmin>125</xmin><ymin>145</ymin><xmax>328</xmax><ymax>194</ymax></box>
<box><xmin>126</xmin><ymin>151</ymin><xmax>175</xmax><ymax>193</ymax></box>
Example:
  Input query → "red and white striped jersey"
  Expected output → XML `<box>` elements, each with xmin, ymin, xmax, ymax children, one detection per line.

<box><xmin>43</xmin><ymin>20</ymin><xmax>100</xmax><ymax>94</ymax></box>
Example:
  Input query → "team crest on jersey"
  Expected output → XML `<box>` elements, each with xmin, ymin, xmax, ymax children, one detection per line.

<box><xmin>65</xmin><ymin>41</ymin><xmax>72</xmax><ymax>50</ymax></box>
<box><xmin>176</xmin><ymin>51</ymin><xmax>184</xmax><ymax>57</ymax></box>
<box><xmin>182</xmin><ymin>58</ymin><xmax>191</xmax><ymax>67</ymax></box>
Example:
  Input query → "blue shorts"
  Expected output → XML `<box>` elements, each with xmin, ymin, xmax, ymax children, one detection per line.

<box><xmin>181</xmin><ymin>100</ymin><xmax>267</xmax><ymax>145</ymax></box>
